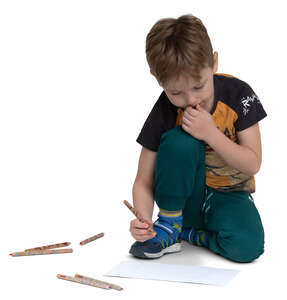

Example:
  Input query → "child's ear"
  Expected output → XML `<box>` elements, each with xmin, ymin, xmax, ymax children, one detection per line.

<box><xmin>213</xmin><ymin>52</ymin><xmax>218</xmax><ymax>74</ymax></box>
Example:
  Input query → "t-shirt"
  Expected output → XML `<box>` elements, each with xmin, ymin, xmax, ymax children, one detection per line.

<box><xmin>136</xmin><ymin>73</ymin><xmax>267</xmax><ymax>193</ymax></box>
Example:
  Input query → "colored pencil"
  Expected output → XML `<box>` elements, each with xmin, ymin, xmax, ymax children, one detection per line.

<box><xmin>57</xmin><ymin>274</ymin><xmax>110</xmax><ymax>290</ymax></box>
<box><xmin>24</xmin><ymin>242</ymin><xmax>71</xmax><ymax>252</ymax></box>
<box><xmin>80</xmin><ymin>232</ymin><xmax>104</xmax><ymax>246</ymax></box>
<box><xmin>75</xmin><ymin>274</ymin><xmax>123</xmax><ymax>291</ymax></box>
<box><xmin>10</xmin><ymin>248</ymin><xmax>73</xmax><ymax>257</ymax></box>
<box><xmin>123</xmin><ymin>200</ymin><xmax>155</xmax><ymax>233</ymax></box>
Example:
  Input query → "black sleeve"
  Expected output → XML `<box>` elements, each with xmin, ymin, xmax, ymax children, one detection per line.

<box><xmin>234</xmin><ymin>82</ymin><xmax>267</xmax><ymax>132</ymax></box>
<box><xmin>136</xmin><ymin>92</ymin><xmax>167</xmax><ymax>152</ymax></box>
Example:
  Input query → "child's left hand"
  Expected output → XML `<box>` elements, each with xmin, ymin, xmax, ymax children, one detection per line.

<box><xmin>181</xmin><ymin>104</ymin><xmax>217</xmax><ymax>141</ymax></box>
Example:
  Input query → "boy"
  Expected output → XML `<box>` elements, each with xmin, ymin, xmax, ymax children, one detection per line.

<box><xmin>129</xmin><ymin>14</ymin><xmax>266</xmax><ymax>263</ymax></box>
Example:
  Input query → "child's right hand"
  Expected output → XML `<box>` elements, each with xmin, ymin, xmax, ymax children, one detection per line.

<box><xmin>129</xmin><ymin>218</ymin><xmax>156</xmax><ymax>242</ymax></box>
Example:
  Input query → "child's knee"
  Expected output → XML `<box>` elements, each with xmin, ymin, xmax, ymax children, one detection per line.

<box><xmin>216</xmin><ymin>227</ymin><xmax>265</xmax><ymax>263</ymax></box>
<box><xmin>158</xmin><ymin>126</ymin><xmax>204</xmax><ymax>159</ymax></box>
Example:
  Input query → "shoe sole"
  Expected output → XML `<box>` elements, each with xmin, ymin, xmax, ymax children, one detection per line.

<box><xmin>144</xmin><ymin>242</ymin><xmax>182</xmax><ymax>258</ymax></box>
<box><xmin>130</xmin><ymin>242</ymin><xmax>181</xmax><ymax>259</ymax></box>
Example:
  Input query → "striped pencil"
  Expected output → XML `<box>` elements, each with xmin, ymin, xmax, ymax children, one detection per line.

<box><xmin>24</xmin><ymin>242</ymin><xmax>71</xmax><ymax>252</ymax></box>
<box><xmin>123</xmin><ymin>200</ymin><xmax>155</xmax><ymax>233</ymax></box>
<box><xmin>80</xmin><ymin>232</ymin><xmax>104</xmax><ymax>246</ymax></box>
<box><xmin>57</xmin><ymin>274</ymin><xmax>110</xmax><ymax>290</ymax></box>
<box><xmin>10</xmin><ymin>248</ymin><xmax>73</xmax><ymax>257</ymax></box>
<box><xmin>75</xmin><ymin>274</ymin><xmax>123</xmax><ymax>291</ymax></box>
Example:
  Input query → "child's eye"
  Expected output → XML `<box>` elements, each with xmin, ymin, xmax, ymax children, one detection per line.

<box><xmin>171</xmin><ymin>85</ymin><xmax>203</xmax><ymax>95</ymax></box>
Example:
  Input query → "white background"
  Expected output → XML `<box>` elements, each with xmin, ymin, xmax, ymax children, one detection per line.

<box><xmin>0</xmin><ymin>0</ymin><xmax>285</xmax><ymax>299</ymax></box>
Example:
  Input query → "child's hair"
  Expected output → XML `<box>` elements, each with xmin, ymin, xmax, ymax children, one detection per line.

<box><xmin>146</xmin><ymin>14</ymin><xmax>214</xmax><ymax>86</ymax></box>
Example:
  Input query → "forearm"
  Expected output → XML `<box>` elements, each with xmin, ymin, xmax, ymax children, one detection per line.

<box><xmin>132</xmin><ymin>181</ymin><xmax>154</xmax><ymax>221</ymax></box>
<box><xmin>206</xmin><ymin>128</ymin><xmax>260</xmax><ymax>176</ymax></box>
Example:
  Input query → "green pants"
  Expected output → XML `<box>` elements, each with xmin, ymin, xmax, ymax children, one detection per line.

<box><xmin>154</xmin><ymin>126</ymin><xmax>264</xmax><ymax>263</ymax></box>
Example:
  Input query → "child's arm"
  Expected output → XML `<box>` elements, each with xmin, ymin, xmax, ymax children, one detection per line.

<box><xmin>130</xmin><ymin>147</ymin><xmax>157</xmax><ymax>242</ymax></box>
<box><xmin>206</xmin><ymin>123</ymin><xmax>262</xmax><ymax>176</ymax></box>
<box><xmin>132</xmin><ymin>147</ymin><xmax>156</xmax><ymax>219</ymax></box>
<box><xmin>182</xmin><ymin>104</ymin><xmax>262</xmax><ymax>177</ymax></box>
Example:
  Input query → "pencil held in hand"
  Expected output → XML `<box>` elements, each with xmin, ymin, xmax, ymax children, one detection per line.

<box><xmin>123</xmin><ymin>200</ymin><xmax>154</xmax><ymax>233</ymax></box>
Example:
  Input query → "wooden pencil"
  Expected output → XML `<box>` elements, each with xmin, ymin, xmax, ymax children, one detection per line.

<box><xmin>123</xmin><ymin>200</ymin><xmax>155</xmax><ymax>233</ymax></box>
<box><xmin>75</xmin><ymin>274</ymin><xmax>123</xmax><ymax>291</ymax></box>
<box><xmin>57</xmin><ymin>274</ymin><xmax>110</xmax><ymax>290</ymax></box>
<box><xmin>10</xmin><ymin>248</ymin><xmax>73</xmax><ymax>257</ymax></box>
<box><xmin>80</xmin><ymin>232</ymin><xmax>104</xmax><ymax>246</ymax></box>
<box><xmin>24</xmin><ymin>242</ymin><xmax>71</xmax><ymax>252</ymax></box>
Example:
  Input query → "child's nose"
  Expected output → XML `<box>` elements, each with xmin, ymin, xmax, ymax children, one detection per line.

<box><xmin>186</xmin><ymin>96</ymin><xmax>198</xmax><ymax>108</ymax></box>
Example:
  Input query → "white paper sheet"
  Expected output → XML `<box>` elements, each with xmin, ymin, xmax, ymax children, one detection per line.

<box><xmin>104</xmin><ymin>260</ymin><xmax>239</xmax><ymax>286</ymax></box>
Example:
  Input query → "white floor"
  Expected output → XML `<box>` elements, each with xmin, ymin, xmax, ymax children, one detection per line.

<box><xmin>3</xmin><ymin>226</ymin><xmax>282</xmax><ymax>300</ymax></box>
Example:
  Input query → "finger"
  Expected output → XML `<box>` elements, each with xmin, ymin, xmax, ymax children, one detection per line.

<box><xmin>133</xmin><ymin>228</ymin><xmax>154</xmax><ymax>236</ymax></box>
<box><xmin>132</xmin><ymin>219</ymin><xmax>150</xmax><ymax>228</ymax></box>
<box><xmin>189</xmin><ymin>108</ymin><xmax>200</xmax><ymax>117</ymax></box>
<box><xmin>185</xmin><ymin>109</ymin><xmax>199</xmax><ymax>120</ymax></box>
<box><xmin>134</xmin><ymin>232</ymin><xmax>156</xmax><ymax>242</ymax></box>
<box><xmin>134</xmin><ymin>232</ymin><xmax>155</xmax><ymax>239</ymax></box>
<box><xmin>182</xmin><ymin>115</ymin><xmax>192</xmax><ymax>126</ymax></box>
<box><xmin>181</xmin><ymin>122</ymin><xmax>194</xmax><ymax>135</ymax></box>
<box><xmin>142</xmin><ymin>220</ymin><xmax>153</xmax><ymax>230</ymax></box>
<box><xmin>181</xmin><ymin>123</ymin><xmax>188</xmax><ymax>133</ymax></box>
<box><xmin>136</xmin><ymin>222</ymin><xmax>150</xmax><ymax>229</ymax></box>
<box><xmin>184</xmin><ymin>106</ymin><xmax>194</xmax><ymax>117</ymax></box>
<box><xmin>145</xmin><ymin>220</ymin><xmax>153</xmax><ymax>227</ymax></box>
<box><xmin>196</xmin><ymin>103</ymin><xmax>205</xmax><ymax>112</ymax></box>
<box><xmin>132</xmin><ymin>225</ymin><xmax>156</xmax><ymax>235</ymax></box>
<box><xmin>185</xmin><ymin>105</ymin><xmax>194</xmax><ymax>112</ymax></box>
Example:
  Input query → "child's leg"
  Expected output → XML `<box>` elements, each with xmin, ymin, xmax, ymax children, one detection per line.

<box><xmin>129</xmin><ymin>126</ymin><xmax>206</xmax><ymax>258</ymax></box>
<box><xmin>154</xmin><ymin>126</ymin><xmax>206</xmax><ymax>228</ymax></box>
<box><xmin>201</xmin><ymin>187</ymin><xmax>265</xmax><ymax>262</ymax></box>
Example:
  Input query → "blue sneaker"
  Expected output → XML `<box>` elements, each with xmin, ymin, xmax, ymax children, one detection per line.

<box><xmin>129</xmin><ymin>213</ymin><xmax>182</xmax><ymax>259</ymax></box>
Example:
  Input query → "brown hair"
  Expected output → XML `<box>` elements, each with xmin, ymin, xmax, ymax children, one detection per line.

<box><xmin>146</xmin><ymin>14</ymin><xmax>213</xmax><ymax>85</ymax></box>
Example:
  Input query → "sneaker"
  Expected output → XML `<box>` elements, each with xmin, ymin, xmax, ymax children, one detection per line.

<box><xmin>129</xmin><ymin>213</ymin><xmax>182</xmax><ymax>259</ymax></box>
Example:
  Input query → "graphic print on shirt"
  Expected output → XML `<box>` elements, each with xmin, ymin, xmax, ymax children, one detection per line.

<box><xmin>241</xmin><ymin>93</ymin><xmax>261</xmax><ymax>116</ymax></box>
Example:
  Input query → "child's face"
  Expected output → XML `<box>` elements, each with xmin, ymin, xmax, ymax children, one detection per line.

<box><xmin>162</xmin><ymin>53</ymin><xmax>218</xmax><ymax>113</ymax></box>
